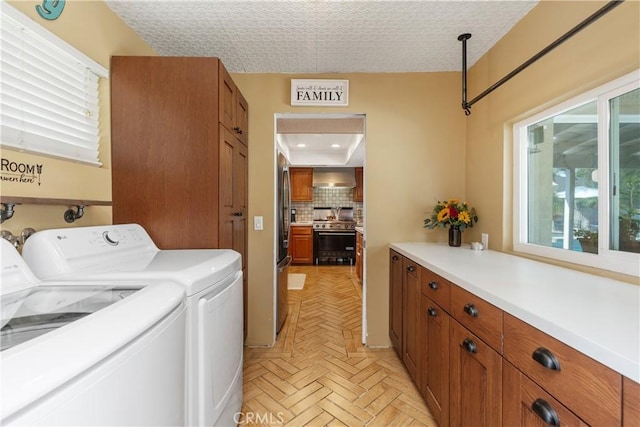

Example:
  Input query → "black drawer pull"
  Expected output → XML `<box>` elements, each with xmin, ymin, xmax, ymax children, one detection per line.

<box><xmin>532</xmin><ymin>347</ymin><xmax>561</xmax><ymax>371</ymax></box>
<box><xmin>407</xmin><ymin>265</ymin><xmax>415</xmax><ymax>273</ymax></box>
<box><xmin>463</xmin><ymin>303</ymin><xmax>479</xmax><ymax>317</ymax></box>
<box><xmin>392</xmin><ymin>255</ymin><xmax>399</xmax><ymax>261</ymax></box>
<box><xmin>427</xmin><ymin>307</ymin><xmax>437</xmax><ymax>317</ymax></box>
<box><xmin>428</xmin><ymin>281</ymin><xmax>438</xmax><ymax>290</ymax></box>
<box><xmin>461</xmin><ymin>338</ymin><xmax>477</xmax><ymax>354</ymax></box>
<box><xmin>531</xmin><ymin>398</ymin><xmax>560</xmax><ymax>426</ymax></box>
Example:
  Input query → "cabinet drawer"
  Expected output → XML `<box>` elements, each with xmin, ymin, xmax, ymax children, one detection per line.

<box><xmin>420</xmin><ymin>267</ymin><xmax>451</xmax><ymax>313</ymax></box>
<box><xmin>503</xmin><ymin>361</ymin><xmax>588</xmax><ymax>426</ymax></box>
<box><xmin>503</xmin><ymin>313</ymin><xmax>622</xmax><ymax>426</ymax></box>
<box><xmin>451</xmin><ymin>285</ymin><xmax>503</xmax><ymax>352</ymax></box>
<box><xmin>291</xmin><ymin>226</ymin><xmax>312</xmax><ymax>235</ymax></box>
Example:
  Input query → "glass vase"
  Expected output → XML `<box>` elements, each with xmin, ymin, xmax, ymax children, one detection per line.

<box><xmin>449</xmin><ymin>225</ymin><xmax>462</xmax><ymax>247</ymax></box>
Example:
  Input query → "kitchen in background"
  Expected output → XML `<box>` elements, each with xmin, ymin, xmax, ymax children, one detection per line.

<box><xmin>292</xmin><ymin>186</ymin><xmax>364</xmax><ymax>224</ymax></box>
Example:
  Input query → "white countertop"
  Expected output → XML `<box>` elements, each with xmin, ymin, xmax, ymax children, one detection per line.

<box><xmin>355</xmin><ymin>226</ymin><xmax>364</xmax><ymax>234</ymax></box>
<box><xmin>291</xmin><ymin>222</ymin><xmax>313</xmax><ymax>226</ymax></box>
<box><xmin>390</xmin><ymin>242</ymin><xmax>640</xmax><ymax>383</ymax></box>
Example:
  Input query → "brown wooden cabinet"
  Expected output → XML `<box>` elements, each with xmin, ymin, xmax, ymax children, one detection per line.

<box><xmin>354</xmin><ymin>167</ymin><xmax>364</xmax><ymax>202</ymax></box>
<box><xmin>623</xmin><ymin>376</ymin><xmax>640</xmax><ymax>427</ymax></box>
<box><xmin>503</xmin><ymin>361</ymin><xmax>587</xmax><ymax>426</ymax></box>
<box><xmin>389</xmin><ymin>249</ymin><xmax>635</xmax><ymax>427</ymax></box>
<box><xmin>503</xmin><ymin>313</ymin><xmax>622</xmax><ymax>426</ymax></box>
<box><xmin>290</xmin><ymin>168</ymin><xmax>314</xmax><ymax>201</ymax></box>
<box><xmin>389</xmin><ymin>250</ymin><xmax>403</xmax><ymax>357</ymax></box>
<box><xmin>290</xmin><ymin>226</ymin><xmax>313</xmax><ymax>264</ymax></box>
<box><xmin>450</xmin><ymin>319</ymin><xmax>503</xmax><ymax>427</ymax></box>
<box><xmin>219</xmin><ymin>63</ymin><xmax>248</xmax><ymax>145</ymax></box>
<box><xmin>402</xmin><ymin>257</ymin><xmax>421</xmax><ymax>385</ymax></box>
<box><xmin>111</xmin><ymin>56</ymin><xmax>249</xmax><ymax>336</ymax></box>
<box><xmin>420</xmin><ymin>293</ymin><xmax>450</xmax><ymax>427</ymax></box>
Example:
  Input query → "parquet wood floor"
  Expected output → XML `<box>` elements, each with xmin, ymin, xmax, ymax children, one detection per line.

<box><xmin>241</xmin><ymin>265</ymin><xmax>437</xmax><ymax>426</ymax></box>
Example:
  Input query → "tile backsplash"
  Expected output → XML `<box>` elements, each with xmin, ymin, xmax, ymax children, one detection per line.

<box><xmin>292</xmin><ymin>187</ymin><xmax>364</xmax><ymax>223</ymax></box>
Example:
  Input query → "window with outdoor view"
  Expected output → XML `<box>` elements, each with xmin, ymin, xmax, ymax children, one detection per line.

<box><xmin>514</xmin><ymin>70</ymin><xmax>639</xmax><ymax>277</ymax></box>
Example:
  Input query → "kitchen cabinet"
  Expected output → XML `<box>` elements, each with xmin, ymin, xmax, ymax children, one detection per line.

<box><xmin>623</xmin><ymin>376</ymin><xmax>640</xmax><ymax>427</ymax></box>
<box><xmin>420</xmin><ymin>293</ymin><xmax>450</xmax><ymax>427</ymax></box>
<box><xmin>503</xmin><ymin>313</ymin><xmax>621</xmax><ymax>426</ymax></box>
<box><xmin>110</xmin><ymin>56</ymin><xmax>249</xmax><ymax>336</ymax></box>
<box><xmin>450</xmin><ymin>318</ymin><xmax>503</xmax><ymax>427</ymax></box>
<box><xmin>354</xmin><ymin>167</ymin><xmax>364</xmax><ymax>202</ymax></box>
<box><xmin>290</xmin><ymin>168</ymin><xmax>314</xmax><ymax>201</ymax></box>
<box><xmin>355</xmin><ymin>230</ymin><xmax>363</xmax><ymax>283</ymax></box>
<box><xmin>420</xmin><ymin>268</ymin><xmax>452</xmax><ymax>427</ymax></box>
<box><xmin>389</xmin><ymin>250</ymin><xmax>403</xmax><ymax>357</ymax></box>
<box><xmin>290</xmin><ymin>226</ymin><xmax>313</xmax><ymax>264</ymax></box>
<box><xmin>402</xmin><ymin>257</ymin><xmax>421</xmax><ymax>385</ymax></box>
<box><xmin>503</xmin><ymin>361</ymin><xmax>587</xmax><ymax>426</ymax></box>
<box><xmin>389</xmin><ymin>246</ymin><xmax>636</xmax><ymax>427</ymax></box>
<box><xmin>219</xmin><ymin>64</ymin><xmax>248</xmax><ymax>146</ymax></box>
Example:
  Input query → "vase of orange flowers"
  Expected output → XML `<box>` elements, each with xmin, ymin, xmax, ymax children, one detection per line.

<box><xmin>424</xmin><ymin>199</ymin><xmax>478</xmax><ymax>247</ymax></box>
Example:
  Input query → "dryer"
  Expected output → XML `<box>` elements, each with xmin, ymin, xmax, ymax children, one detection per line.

<box><xmin>0</xmin><ymin>239</ymin><xmax>186</xmax><ymax>426</ymax></box>
<box><xmin>22</xmin><ymin>224</ymin><xmax>244</xmax><ymax>427</ymax></box>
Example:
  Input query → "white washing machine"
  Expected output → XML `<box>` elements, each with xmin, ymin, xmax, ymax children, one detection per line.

<box><xmin>22</xmin><ymin>224</ymin><xmax>244</xmax><ymax>427</ymax></box>
<box><xmin>0</xmin><ymin>238</ymin><xmax>186</xmax><ymax>426</ymax></box>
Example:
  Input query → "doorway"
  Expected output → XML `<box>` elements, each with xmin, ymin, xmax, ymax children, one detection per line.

<box><xmin>274</xmin><ymin>113</ymin><xmax>367</xmax><ymax>344</ymax></box>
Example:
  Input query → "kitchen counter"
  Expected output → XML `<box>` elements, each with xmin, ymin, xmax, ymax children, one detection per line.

<box><xmin>390</xmin><ymin>242</ymin><xmax>640</xmax><ymax>383</ymax></box>
<box><xmin>291</xmin><ymin>221</ymin><xmax>313</xmax><ymax>226</ymax></box>
<box><xmin>355</xmin><ymin>226</ymin><xmax>363</xmax><ymax>234</ymax></box>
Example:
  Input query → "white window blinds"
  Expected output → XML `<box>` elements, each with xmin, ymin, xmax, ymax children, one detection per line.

<box><xmin>1</xmin><ymin>2</ymin><xmax>108</xmax><ymax>166</ymax></box>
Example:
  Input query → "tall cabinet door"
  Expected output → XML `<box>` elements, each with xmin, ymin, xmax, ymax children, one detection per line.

<box><xmin>420</xmin><ymin>295</ymin><xmax>450</xmax><ymax>427</ymax></box>
<box><xmin>402</xmin><ymin>258</ymin><xmax>421</xmax><ymax>385</ymax></box>
<box><xmin>389</xmin><ymin>251</ymin><xmax>403</xmax><ymax>357</ymax></box>
<box><xmin>450</xmin><ymin>319</ymin><xmax>502</xmax><ymax>427</ymax></box>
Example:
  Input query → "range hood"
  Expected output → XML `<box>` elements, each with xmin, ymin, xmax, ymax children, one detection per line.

<box><xmin>312</xmin><ymin>167</ymin><xmax>356</xmax><ymax>188</ymax></box>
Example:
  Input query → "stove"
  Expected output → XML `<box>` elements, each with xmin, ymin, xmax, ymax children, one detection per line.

<box><xmin>313</xmin><ymin>208</ymin><xmax>356</xmax><ymax>265</ymax></box>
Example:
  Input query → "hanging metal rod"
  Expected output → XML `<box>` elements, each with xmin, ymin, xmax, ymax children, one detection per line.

<box><xmin>458</xmin><ymin>0</ymin><xmax>624</xmax><ymax>115</ymax></box>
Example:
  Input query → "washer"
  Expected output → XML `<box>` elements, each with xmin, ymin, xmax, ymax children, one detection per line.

<box><xmin>22</xmin><ymin>224</ymin><xmax>244</xmax><ymax>427</ymax></box>
<box><xmin>1</xmin><ymin>238</ymin><xmax>186</xmax><ymax>426</ymax></box>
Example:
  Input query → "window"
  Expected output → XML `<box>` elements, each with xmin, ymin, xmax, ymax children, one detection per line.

<box><xmin>514</xmin><ymin>70</ymin><xmax>640</xmax><ymax>277</ymax></box>
<box><xmin>0</xmin><ymin>2</ymin><xmax>108</xmax><ymax>165</ymax></box>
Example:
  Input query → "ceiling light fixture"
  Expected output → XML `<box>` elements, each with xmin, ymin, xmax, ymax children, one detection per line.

<box><xmin>331</xmin><ymin>144</ymin><xmax>340</xmax><ymax>148</ymax></box>
<box><xmin>297</xmin><ymin>143</ymin><xmax>306</xmax><ymax>148</ymax></box>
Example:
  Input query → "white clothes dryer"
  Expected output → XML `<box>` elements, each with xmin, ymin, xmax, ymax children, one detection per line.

<box><xmin>22</xmin><ymin>224</ymin><xmax>244</xmax><ymax>427</ymax></box>
<box><xmin>0</xmin><ymin>239</ymin><xmax>186</xmax><ymax>426</ymax></box>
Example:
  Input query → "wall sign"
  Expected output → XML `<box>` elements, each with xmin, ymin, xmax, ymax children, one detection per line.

<box><xmin>36</xmin><ymin>0</ymin><xmax>65</xmax><ymax>21</ymax></box>
<box><xmin>291</xmin><ymin>79</ymin><xmax>349</xmax><ymax>107</ymax></box>
<box><xmin>1</xmin><ymin>158</ymin><xmax>43</xmax><ymax>186</ymax></box>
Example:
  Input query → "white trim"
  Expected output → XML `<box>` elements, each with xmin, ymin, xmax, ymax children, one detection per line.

<box><xmin>513</xmin><ymin>70</ymin><xmax>640</xmax><ymax>277</ymax></box>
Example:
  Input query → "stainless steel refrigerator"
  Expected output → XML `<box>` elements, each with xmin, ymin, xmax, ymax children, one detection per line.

<box><xmin>276</xmin><ymin>152</ymin><xmax>292</xmax><ymax>333</ymax></box>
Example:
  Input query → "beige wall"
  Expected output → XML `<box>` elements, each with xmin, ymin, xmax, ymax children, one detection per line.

<box><xmin>1</xmin><ymin>1</ymin><xmax>155</xmax><ymax>236</ymax></box>
<box><xmin>465</xmin><ymin>0</ymin><xmax>639</xmax><ymax>282</ymax></box>
<box><xmin>233</xmin><ymin>73</ymin><xmax>466</xmax><ymax>346</ymax></box>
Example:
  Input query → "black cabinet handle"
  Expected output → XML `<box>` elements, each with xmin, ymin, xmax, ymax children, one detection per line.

<box><xmin>232</xmin><ymin>212</ymin><xmax>243</xmax><ymax>217</ymax></box>
<box><xmin>461</xmin><ymin>338</ymin><xmax>477</xmax><ymax>354</ymax></box>
<box><xmin>407</xmin><ymin>265</ymin><xmax>415</xmax><ymax>273</ymax></box>
<box><xmin>428</xmin><ymin>281</ymin><xmax>438</xmax><ymax>290</ymax></box>
<box><xmin>428</xmin><ymin>307</ymin><xmax>437</xmax><ymax>317</ymax></box>
<box><xmin>531</xmin><ymin>398</ymin><xmax>560</xmax><ymax>426</ymax></box>
<box><xmin>463</xmin><ymin>303</ymin><xmax>479</xmax><ymax>317</ymax></box>
<box><xmin>392</xmin><ymin>255</ymin><xmax>399</xmax><ymax>261</ymax></box>
<box><xmin>532</xmin><ymin>347</ymin><xmax>561</xmax><ymax>371</ymax></box>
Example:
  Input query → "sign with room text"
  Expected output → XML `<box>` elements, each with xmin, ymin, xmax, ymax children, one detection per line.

<box><xmin>291</xmin><ymin>79</ymin><xmax>349</xmax><ymax>107</ymax></box>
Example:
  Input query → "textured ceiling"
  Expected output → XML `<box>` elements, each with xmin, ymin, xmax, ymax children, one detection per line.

<box><xmin>106</xmin><ymin>1</ymin><xmax>539</xmax><ymax>166</ymax></box>
<box><xmin>105</xmin><ymin>0</ymin><xmax>538</xmax><ymax>74</ymax></box>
